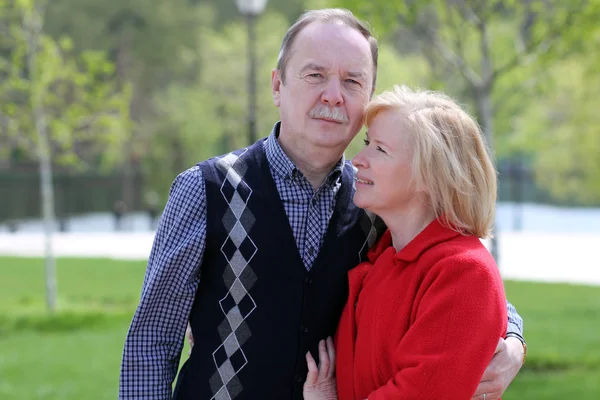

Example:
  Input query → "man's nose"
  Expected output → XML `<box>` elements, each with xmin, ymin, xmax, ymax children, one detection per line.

<box><xmin>321</xmin><ymin>78</ymin><xmax>343</xmax><ymax>107</ymax></box>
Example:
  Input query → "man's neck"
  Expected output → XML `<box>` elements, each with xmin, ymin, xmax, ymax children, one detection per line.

<box><xmin>277</xmin><ymin>134</ymin><xmax>344</xmax><ymax>190</ymax></box>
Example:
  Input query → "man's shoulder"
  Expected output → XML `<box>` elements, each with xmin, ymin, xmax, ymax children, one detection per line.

<box><xmin>169</xmin><ymin>165</ymin><xmax>206</xmax><ymax>199</ymax></box>
<box><xmin>175</xmin><ymin>164</ymin><xmax>204</xmax><ymax>183</ymax></box>
<box><xmin>195</xmin><ymin>141</ymin><xmax>265</xmax><ymax>170</ymax></box>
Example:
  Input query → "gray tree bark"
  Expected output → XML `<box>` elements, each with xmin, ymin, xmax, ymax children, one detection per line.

<box><xmin>25</xmin><ymin>2</ymin><xmax>57</xmax><ymax>312</ymax></box>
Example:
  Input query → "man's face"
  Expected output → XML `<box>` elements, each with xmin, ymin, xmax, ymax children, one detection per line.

<box><xmin>272</xmin><ymin>22</ymin><xmax>374</xmax><ymax>153</ymax></box>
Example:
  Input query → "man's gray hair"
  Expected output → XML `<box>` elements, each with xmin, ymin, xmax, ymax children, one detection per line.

<box><xmin>276</xmin><ymin>8</ymin><xmax>379</xmax><ymax>93</ymax></box>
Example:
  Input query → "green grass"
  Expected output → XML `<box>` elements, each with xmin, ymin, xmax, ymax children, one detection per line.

<box><xmin>0</xmin><ymin>257</ymin><xmax>147</xmax><ymax>399</ymax></box>
<box><xmin>1</xmin><ymin>257</ymin><xmax>599</xmax><ymax>399</ymax></box>
<box><xmin>502</xmin><ymin>280</ymin><xmax>600</xmax><ymax>399</ymax></box>
<box><xmin>0</xmin><ymin>257</ymin><xmax>146</xmax><ymax>313</ymax></box>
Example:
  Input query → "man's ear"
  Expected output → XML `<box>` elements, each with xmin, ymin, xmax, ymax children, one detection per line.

<box><xmin>272</xmin><ymin>68</ymin><xmax>282</xmax><ymax>107</ymax></box>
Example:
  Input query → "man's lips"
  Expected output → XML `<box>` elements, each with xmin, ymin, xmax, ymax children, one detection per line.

<box><xmin>313</xmin><ymin>117</ymin><xmax>343</xmax><ymax>124</ymax></box>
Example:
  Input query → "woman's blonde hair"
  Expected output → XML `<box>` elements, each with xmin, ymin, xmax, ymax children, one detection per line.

<box><xmin>364</xmin><ymin>85</ymin><xmax>497</xmax><ymax>238</ymax></box>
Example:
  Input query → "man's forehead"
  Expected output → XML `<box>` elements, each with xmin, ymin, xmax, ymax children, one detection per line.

<box><xmin>293</xmin><ymin>22</ymin><xmax>370</xmax><ymax>56</ymax></box>
<box><xmin>292</xmin><ymin>28</ymin><xmax>372</xmax><ymax>70</ymax></box>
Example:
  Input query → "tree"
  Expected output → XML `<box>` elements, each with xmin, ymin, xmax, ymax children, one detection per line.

<box><xmin>510</xmin><ymin>41</ymin><xmax>600</xmax><ymax>204</ymax></box>
<box><xmin>40</xmin><ymin>0</ymin><xmax>206</xmax><ymax>207</ymax></box>
<box><xmin>0</xmin><ymin>0</ymin><xmax>131</xmax><ymax>312</ymax></box>
<box><xmin>141</xmin><ymin>11</ymin><xmax>289</xmax><ymax>202</ymax></box>
<box><xmin>334</xmin><ymin>0</ymin><xmax>599</xmax><ymax>260</ymax></box>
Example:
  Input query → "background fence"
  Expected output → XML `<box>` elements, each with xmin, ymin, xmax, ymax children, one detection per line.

<box><xmin>0</xmin><ymin>166</ymin><xmax>145</xmax><ymax>227</ymax></box>
<box><xmin>1</xmin><ymin>160</ymin><xmax>594</xmax><ymax>230</ymax></box>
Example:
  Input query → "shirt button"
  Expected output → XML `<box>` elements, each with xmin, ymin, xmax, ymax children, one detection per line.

<box><xmin>301</xmin><ymin>325</ymin><xmax>308</xmax><ymax>333</ymax></box>
<box><xmin>307</xmin><ymin>247</ymin><xmax>315</xmax><ymax>256</ymax></box>
<box><xmin>304</xmin><ymin>276</ymin><xmax>313</xmax><ymax>285</ymax></box>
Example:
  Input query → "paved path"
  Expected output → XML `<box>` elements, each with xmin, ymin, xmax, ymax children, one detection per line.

<box><xmin>0</xmin><ymin>231</ymin><xmax>599</xmax><ymax>286</ymax></box>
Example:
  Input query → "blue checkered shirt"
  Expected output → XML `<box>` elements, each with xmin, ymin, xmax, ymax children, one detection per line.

<box><xmin>119</xmin><ymin>127</ymin><xmax>524</xmax><ymax>399</ymax></box>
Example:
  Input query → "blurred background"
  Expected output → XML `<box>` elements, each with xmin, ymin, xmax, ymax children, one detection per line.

<box><xmin>0</xmin><ymin>0</ymin><xmax>599</xmax><ymax>398</ymax></box>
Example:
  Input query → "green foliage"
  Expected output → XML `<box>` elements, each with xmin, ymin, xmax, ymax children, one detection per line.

<box><xmin>0</xmin><ymin>0</ymin><xmax>131</xmax><ymax>170</ymax></box>
<box><xmin>2</xmin><ymin>0</ymin><xmax>599</xmax><ymax>206</ymax></box>
<box><xmin>332</xmin><ymin>0</ymin><xmax>600</xmax><ymax>203</ymax></box>
<box><xmin>141</xmin><ymin>11</ymin><xmax>288</xmax><ymax>201</ymax></box>
<box><xmin>509</xmin><ymin>55</ymin><xmax>600</xmax><ymax>204</ymax></box>
<box><xmin>328</xmin><ymin>0</ymin><xmax>414</xmax><ymax>35</ymax></box>
<box><xmin>43</xmin><ymin>0</ymin><xmax>203</xmax><ymax>78</ymax></box>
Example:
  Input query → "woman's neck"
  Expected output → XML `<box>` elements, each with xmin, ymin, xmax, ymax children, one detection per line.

<box><xmin>381</xmin><ymin>203</ymin><xmax>436</xmax><ymax>252</ymax></box>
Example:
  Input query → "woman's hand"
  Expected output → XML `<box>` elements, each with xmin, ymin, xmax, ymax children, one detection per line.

<box><xmin>303</xmin><ymin>337</ymin><xmax>338</xmax><ymax>400</ymax></box>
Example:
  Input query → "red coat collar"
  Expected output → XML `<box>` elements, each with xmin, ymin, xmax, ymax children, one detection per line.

<box><xmin>366</xmin><ymin>218</ymin><xmax>463</xmax><ymax>264</ymax></box>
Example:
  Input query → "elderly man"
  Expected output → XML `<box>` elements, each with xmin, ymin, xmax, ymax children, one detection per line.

<box><xmin>119</xmin><ymin>8</ymin><xmax>526</xmax><ymax>400</ymax></box>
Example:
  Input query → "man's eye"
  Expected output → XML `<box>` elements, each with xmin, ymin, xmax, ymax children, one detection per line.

<box><xmin>363</xmin><ymin>138</ymin><xmax>370</xmax><ymax>146</ymax></box>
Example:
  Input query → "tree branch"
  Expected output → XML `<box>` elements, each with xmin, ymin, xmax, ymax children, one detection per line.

<box><xmin>494</xmin><ymin>74</ymin><xmax>545</xmax><ymax>108</ymax></box>
<box><xmin>493</xmin><ymin>5</ymin><xmax>581</xmax><ymax>80</ymax></box>
<box><xmin>493</xmin><ymin>38</ymin><xmax>553</xmax><ymax>81</ymax></box>
<box><xmin>455</xmin><ymin>0</ymin><xmax>481</xmax><ymax>28</ymax></box>
<box><xmin>422</xmin><ymin>25</ymin><xmax>482</xmax><ymax>88</ymax></box>
<box><xmin>444</xmin><ymin>0</ymin><xmax>467</xmax><ymax>64</ymax></box>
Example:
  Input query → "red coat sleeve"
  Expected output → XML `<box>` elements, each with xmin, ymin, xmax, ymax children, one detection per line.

<box><xmin>367</xmin><ymin>254</ymin><xmax>507</xmax><ymax>400</ymax></box>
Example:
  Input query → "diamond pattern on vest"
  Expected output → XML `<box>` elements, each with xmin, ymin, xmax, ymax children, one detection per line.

<box><xmin>210</xmin><ymin>151</ymin><xmax>257</xmax><ymax>400</ymax></box>
<box><xmin>359</xmin><ymin>210</ymin><xmax>385</xmax><ymax>261</ymax></box>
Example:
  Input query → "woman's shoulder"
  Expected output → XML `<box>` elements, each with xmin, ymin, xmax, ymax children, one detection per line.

<box><xmin>421</xmin><ymin>234</ymin><xmax>501</xmax><ymax>282</ymax></box>
<box><xmin>427</xmin><ymin>233</ymin><xmax>494</xmax><ymax>263</ymax></box>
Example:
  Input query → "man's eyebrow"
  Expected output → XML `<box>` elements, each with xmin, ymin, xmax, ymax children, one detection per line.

<box><xmin>348</xmin><ymin>71</ymin><xmax>366</xmax><ymax>79</ymax></box>
<box><xmin>300</xmin><ymin>63</ymin><xmax>327</xmax><ymax>73</ymax></box>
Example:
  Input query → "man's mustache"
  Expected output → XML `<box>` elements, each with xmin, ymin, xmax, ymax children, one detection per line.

<box><xmin>308</xmin><ymin>105</ymin><xmax>349</xmax><ymax>123</ymax></box>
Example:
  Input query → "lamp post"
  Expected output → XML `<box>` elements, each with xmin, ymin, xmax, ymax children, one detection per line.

<box><xmin>235</xmin><ymin>0</ymin><xmax>268</xmax><ymax>145</ymax></box>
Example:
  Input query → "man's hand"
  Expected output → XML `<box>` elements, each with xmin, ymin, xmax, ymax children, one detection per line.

<box><xmin>186</xmin><ymin>323</ymin><xmax>194</xmax><ymax>356</ymax></box>
<box><xmin>472</xmin><ymin>337</ymin><xmax>525</xmax><ymax>400</ymax></box>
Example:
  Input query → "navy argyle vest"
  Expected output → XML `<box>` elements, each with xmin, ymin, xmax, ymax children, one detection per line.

<box><xmin>173</xmin><ymin>139</ymin><xmax>385</xmax><ymax>400</ymax></box>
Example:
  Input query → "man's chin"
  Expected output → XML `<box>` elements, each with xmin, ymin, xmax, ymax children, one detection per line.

<box><xmin>310</xmin><ymin>132</ymin><xmax>355</xmax><ymax>149</ymax></box>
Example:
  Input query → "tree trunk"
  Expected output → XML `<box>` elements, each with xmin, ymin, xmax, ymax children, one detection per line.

<box><xmin>25</xmin><ymin>3</ymin><xmax>57</xmax><ymax>312</ymax></box>
<box><xmin>477</xmin><ymin>19</ymin><xmax>500</xmax><ymax>263</ymax></box>
<box><xmin>476</xmin><ymin>88</ymin><xmax>499</xmax><ymax>260</ymax></box>
<box><xmin>38</xmin><ymin>118</ymin><xmax>57</xmax><ymax>312</ymax></box>
<box><xmin>477</xmin><ymin>88</ymin><xmax>495</xmax><ymax>161</ymax></box>
<box><xmin>117</xmin><ymin>29</ymin><xmax>135</xmax><ymax>227</ymax></box>
<box><xmin>478</xmin><ymin>101</ymin><xmax>499</xmax><ymax>263</ymax></box>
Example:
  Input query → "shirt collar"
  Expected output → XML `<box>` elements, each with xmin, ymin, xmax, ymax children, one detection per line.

<box><xmin>264</xmin><ymin>121</ymin><xmax>345</xmax><ymax>187</ymax></box>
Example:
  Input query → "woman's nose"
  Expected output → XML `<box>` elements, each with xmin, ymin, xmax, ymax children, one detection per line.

<box><xmin>352</xmin><ymin>149</ymin><xmax>368</xmax><ymax>169</ymax></box>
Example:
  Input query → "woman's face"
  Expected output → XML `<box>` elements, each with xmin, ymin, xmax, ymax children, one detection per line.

<box><xmin>352</xmin><ymin>110</ymin><xmax>427</xmax><ymax>217</ymax></box>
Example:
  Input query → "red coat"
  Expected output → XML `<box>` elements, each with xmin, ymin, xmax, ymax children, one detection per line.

<box><xmin>335</xmin><ymin>219</ymin><xmax>507</xmax><ymax>400</ymax></box>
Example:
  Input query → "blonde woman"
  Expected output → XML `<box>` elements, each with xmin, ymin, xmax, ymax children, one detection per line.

<box><xmin>304</xmin><ymin>85</ymin><xmax>508</xmax><ymax>400</ymax></box>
